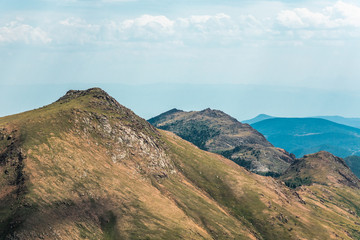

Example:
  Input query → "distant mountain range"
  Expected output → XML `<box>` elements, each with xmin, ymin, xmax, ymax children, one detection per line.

<box><xmin>243</xmin><ymin>114</ymin><xmax>274</xmax><ymax>125</ymax></box>
<box><xmin>244</xmin><ymin>114</ymin><xmax>360</xmax><ymax>129</ymax></box>
<box><xmin>251</xmin><ymin>117</ymin><xmax>360</xmax><ymax>158</ymax></box>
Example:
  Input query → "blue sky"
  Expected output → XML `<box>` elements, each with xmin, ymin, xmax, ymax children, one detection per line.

<box><xmin>1</xmin><ymin>0</ymin><xmax>360</xmax><ymax>120</ymax></box>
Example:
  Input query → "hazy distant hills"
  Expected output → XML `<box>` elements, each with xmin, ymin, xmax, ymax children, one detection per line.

<box><xmin>243</xmin><ymin>114</ymin><xmax>274</xmax><ymax>125</ymax></box>
<box><xmin>245</xmin><ymin>114</ymin><xmax>360</xmax><ymax>129</ymax></box>
<box><xmin>3</xmin><ymin>88</ymin><xmax>360</xmax><ymax>239</ymax></box>
<box><xmin>251</xmin><ymin>117</ymin><xmax>360</xmax><ymax>158</ymax></box>
<box><xmin>315</xmin><ymin>116</ymin><xmax>360</xmax><ymax>129</ymax></box>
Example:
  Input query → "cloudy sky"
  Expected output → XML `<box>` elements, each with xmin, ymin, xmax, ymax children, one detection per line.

<box><xmin>1</xmin><ymin>0</ymin><xmax>360</xmax><ymax>120</ymax></box>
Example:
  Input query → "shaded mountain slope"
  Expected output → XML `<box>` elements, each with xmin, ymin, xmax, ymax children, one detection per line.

<box><xmin>0</xmin><ymin>88</ymin><xmax>360</xmax><ymax>239</ymax></box>
<box><xmin>252</xmin><ymin>117</ymin><xmax>360</xmax><ymax>157</ymax></box>
<box><xmin>345</xmin><ymin>155</ymin><xmax>360</xmax><ymax>179</ymax></box>
<box><xmin>148</xmin><ymin>108</ymin><xmax>294</xmax><ymax>174</ymax></box>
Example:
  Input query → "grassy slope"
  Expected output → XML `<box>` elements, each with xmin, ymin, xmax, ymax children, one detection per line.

<box><xmin>0</xmin><ymin>91</ymin><xmax>253</xmax><ymax>239</ymax></box>
<box><xmin>161</xmin><ymin>131</ymin><xmax>360</xmax><ymax>240</ymax></box>
<box><xmin>1</xmin><ymin>90</ymin><xmax>360</xmax><ymax>239</ymax></box>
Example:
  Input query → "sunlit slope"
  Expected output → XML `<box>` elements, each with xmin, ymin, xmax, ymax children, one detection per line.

<box><xmin>0</xmin><ymin>88</ymin><xmax>360</xmax><ymax>239</ymax></box>
<box><xmin>0</xmin><ymin>88</ymin><xmax>252</xmax><ymax>239</ymax></box>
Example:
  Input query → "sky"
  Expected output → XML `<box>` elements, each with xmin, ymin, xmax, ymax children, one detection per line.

<box><xmin>1</xmin><ymin>0</ymin><xmax>360</xmax><ymax>120</ymax></box>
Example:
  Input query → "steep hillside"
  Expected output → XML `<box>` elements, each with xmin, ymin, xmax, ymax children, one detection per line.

<box><xmin>1</xmin><ymin>88</ymin><xmax>360</xmax><ymax>239</ymax></box>
<box><xmin>252</xmin><ymin>117</ymin><xmax>360</xmax><ymax>157</ymax></box>
<box><xmin>345</xmin><ymin>156</ymin><xmax>360</xmax><ymax>179</ymax></box>
<box><xmin>148</xmin><ymin>108</ymin><xmax>295</xmax><ymax>174</ymax></box>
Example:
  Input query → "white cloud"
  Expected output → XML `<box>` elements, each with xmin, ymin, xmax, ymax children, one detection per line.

<box><xmin>56</xmin><ymin>17</ymin><xmax>100</xmax><ymax>44</ymax></box>
<box><xmin>176</xmin><ymin>13</ymin><xmax>240</xmax><ymax>43</ymax></box>
<box><xmin>117</xmin><ymin>15</ymin><xmax>174</xmax><ymax>40</ymax></box>
<box><xmin>277</xmin><ymin>1</ymin><xmax>360</xmax><ymax>29</ymax></box>
<box><xmin>0</xmin><ymin>21</ymin><xmax>51</xmax><ymax>44</ymax></box>
<box><xmin>3</xmin><ymin>2</ymin><xmax>360</xmax><ymax>47</ymax></box>
<box><xmin>122</xmin><ymin>15</ymin><xmax>174</xmax><ymax>31</ymax></box>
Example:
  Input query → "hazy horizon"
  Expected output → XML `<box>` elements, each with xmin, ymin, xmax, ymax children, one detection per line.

<box><xmin>1</xmin><ymin>83</ymin><xmax>360</xmax><ymax>122</ymax></box>
<box><xmin>1</xmin><ymin>0</ymin><xmax>360</xmax><ymax>121</ymax></box>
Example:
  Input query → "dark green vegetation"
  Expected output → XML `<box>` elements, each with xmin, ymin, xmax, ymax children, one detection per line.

<box><xmin>1</xmin><ymin>88</ymin><xmax>360</xmax><ymax>239</ymax></box>
<box><xmin>149</xmin><ymin>108</ymin><xmax>295</xmax><ymax>174</ymax></box>
<box><xmin>252</xmin><ymin>117</ymin><xmax>360</xmax><ymax>158</ymax></box>
<box><xmin>345</xmin><ymin>155</ymin><xmax>360</xmax><ymax>178</ymax></box>
<box><xmin>284</xmin><ymin>176</ymin><xmax>313</xmax><ymax>189</ymax></box>
<box><xmin>159</xmin><ymin>119</ymin><xmax>220</xmax><ymax>150</ymax></box>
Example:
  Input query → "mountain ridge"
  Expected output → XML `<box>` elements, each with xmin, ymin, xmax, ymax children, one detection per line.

<box><xmin>149</xmin><ymin>108</ymin><xmax>296</xmax><ymax>174</ymax></box>
<box><xmin>1</xmin><ymin>88</ymin><xmax>360</xmax><ymax>239</ymax></box>
<box><xmin>281</xmin><ymin>151</ymin><xmax>360</xmax><ymax>189</ymax></box>
<box><xmin>244</xmin><ymin>114</ymin><xmax>360</xmax><ymax>128</ymax></box>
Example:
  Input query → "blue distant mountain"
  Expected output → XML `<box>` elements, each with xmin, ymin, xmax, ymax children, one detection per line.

<box><xmin>251</xmin><ymin>117</ymin><xmax>360</xmax><ymax>158</ymax></box>
<box><xmin>243</xmin><ymin>114</ymin><xmax>274</xmax><ymax>125</ymax></box>
<box><xmin>314</xmin><ymin>116</ymin><xmax>360</xmax><ymax>129</ymax></box>
<box><xmin>245</xmin><ymin>114</ymin><xmax>360</xmax><ymax>129</ymax></box>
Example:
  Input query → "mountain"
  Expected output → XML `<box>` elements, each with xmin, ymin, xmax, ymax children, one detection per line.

<box><xmin>345</xmin><ymin>155</ymin><xmax>360</xmax><ymax>179</ymax></box>
<box><xmin>315</xmin><ymin>116</ymin><xmax>360</xmax><ymax>129</ymax></box>
<box><xmin>244</xmin><ymin>114</ymin><xmax>360</xmax><ymax>128</ymax></box>
<box><xmin>149</xmin><ymin>108</ymin><xmax>295</xmax><ymax>175</ymax></box>
<box><xmin>281</xmin><ymin>151</ymin><xmax>360</xmax><ymax>189</ymax></box>
<box><xmin>1</xmin><ymin>88</ymin><xmax>360</xmax><ymax>239</ymax></box>
<box><xmin>251</xmin><ymin>117</ymin><xmax>360</xmax><ymax>158</ymax></box>
<box><xmin>243</xmin><ymin>114</ymin><xmax>274</xmax><ymax>125</ymax></box>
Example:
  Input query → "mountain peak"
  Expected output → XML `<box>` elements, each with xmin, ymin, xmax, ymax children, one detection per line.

<box><xmin>57</xmin><ymin>87</ymin><xmax>111</xmax><ymax>102</ymax></box>
<box><xmin>257</xmin><ymin>114</ymin><xmax>272</xmax><ymax>118</ymax></box>
<box><xmin>281</xmin><ymin>151</ymin><xmax>360</xmax><ymax>189</ymax></box>
<box><xmin>198</xmin><ymin>108</ymin><xmax>229</xmax><ymax>118</ymax></box>
<box><xmin>55</xmin><ymin>87</ymin><xmax>131</xmax><ymax>115</ymax></box>
<box><xmin>243</xmin><ymin>114</ymin><xmax>274</xmax><ymax>125</ymax></box>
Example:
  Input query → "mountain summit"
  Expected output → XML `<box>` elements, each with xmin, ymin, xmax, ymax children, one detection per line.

<box><xmin>281</xmin><ymin>151</ymin><xmax>360</xmax><ymax>189</ymax></box>
<box><xmin>148</xmin><ymin>108</ymin><xmax>295</xmax><ymax>174</ymax></box>
<box><xmin>1</xmin><ymin>88</ymin><xmax>360</xmax><ymax>239</ymax></box>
